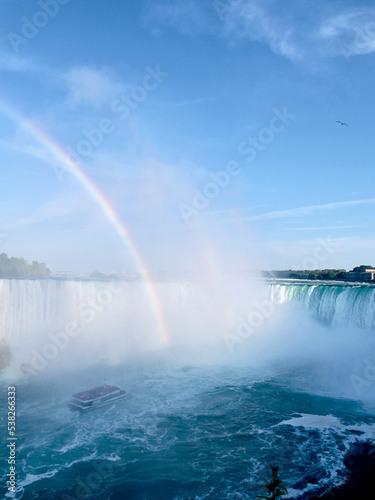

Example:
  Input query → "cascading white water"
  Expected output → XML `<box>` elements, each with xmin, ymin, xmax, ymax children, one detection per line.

<box><xmin>0</xmin><ymin>277</ymin><xmax>265</xmax><ymax>372</ymax></box>
<box><xmin>2</xmin><ymin>279</ymin><xmax>375</xmax><ymax>348</ymax></box>
<box><xmin>268</xmin><ymin>282</ymin><xmax>375</xmax><ymax>328</ymax></box>
<box><xmin>0</xmin><ymin>278</ymin><xmax>180</xmax><ymax>372</ymax></box>
<box><xmin>2</xmin><ymin>278</ymin><xmax>375</xmax><ymax>379</ymax></box>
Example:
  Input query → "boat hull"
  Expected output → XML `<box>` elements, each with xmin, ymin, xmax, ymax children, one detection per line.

<box><xmin>68</xmin><ymin>386</ymin><xmax>126</xmax><ymax>412</ymax></box>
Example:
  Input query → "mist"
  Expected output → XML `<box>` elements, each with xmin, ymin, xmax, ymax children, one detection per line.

<box><xmin>2</xmin><ymin>273</ymin><xmax>375</xmax><ymax>411</ymax></box>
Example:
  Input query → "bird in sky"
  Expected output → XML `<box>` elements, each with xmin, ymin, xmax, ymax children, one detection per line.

<box><xmin>336</xmin><ymin>121</ymin><xmax>348</xmax><ymax>126</ymax></box>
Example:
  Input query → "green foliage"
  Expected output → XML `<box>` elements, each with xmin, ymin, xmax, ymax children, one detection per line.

<box><xmin>263</xmin><ymin>269</ymin><xmax>347</xmax><ymax>281</ymax></box>
<box><xmin>258</xmin><ymin>464</ymin><xmax>288</xmax><ymax>499</ymax></box>
<box><xmin>352</xmin><ymin>265</ymin><xmax>375</xmax><ymax>272</ymax></box>
<box><xmin>264</xmin><ymin>265</ymin><xmax>375</xmax><ymax>282</ymax></box>
<box><xmin>0</xmin><ymin>253</ymin><xmax>50</xmax><ymax>278</ymax></box>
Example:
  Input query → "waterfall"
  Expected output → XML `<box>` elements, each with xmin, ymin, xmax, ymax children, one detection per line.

<box><xmin>0</xmin><ymin>278</ymin><xmax>174</xmax><ymax>371</ymax></box>
<box><xmin>268</xmin><ymin>282</ymin><xmax>375</xmax><ymax>328</ymax></box>
<box><xmin>0</xmin><ymin>277</ymin><xmax>260</xmax><ymax>371</ymax></box>
<box><xmin>1</xmin><ymin>278</ymin><xmax>374</xmax><ymax>375</ymax></box>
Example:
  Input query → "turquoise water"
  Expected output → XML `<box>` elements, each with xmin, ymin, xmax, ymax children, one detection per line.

<box><xmin>1</xmin><ymin>279</ymin><xmax>375</xmax><ymax>499</ymax></box>
<box><xmin>1</xmin><ymin>360</ymin><xmax>375</xmax><ymax>499</ymax></box>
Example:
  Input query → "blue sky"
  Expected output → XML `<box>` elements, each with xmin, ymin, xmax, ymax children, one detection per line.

<box><xmin>0</xmin><ymin>0</ymin><xmax>375</xmax><ymax>273</ymax></box>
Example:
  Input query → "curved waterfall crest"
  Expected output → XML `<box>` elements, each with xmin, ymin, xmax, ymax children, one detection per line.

<box><xmin>1</xmin><ymin>278</ymin><xmax>375</xmax><ymax>373</ymax></box>
<box><xmin>268</xmin><ymin>282</ymin><xmax>375</xmax><ymax>328</ymax></box>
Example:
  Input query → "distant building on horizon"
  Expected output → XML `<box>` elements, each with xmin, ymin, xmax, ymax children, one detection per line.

<box><xmin>346</xmin><ymin>268</ymin><xmax>375</xmax><ymax>282</ymax></box>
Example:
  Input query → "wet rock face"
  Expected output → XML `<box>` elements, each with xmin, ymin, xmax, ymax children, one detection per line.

<box><xmin>307</xmin><ymin>441</ymin><xmax>375</xmax><ymax>500</ymax></box>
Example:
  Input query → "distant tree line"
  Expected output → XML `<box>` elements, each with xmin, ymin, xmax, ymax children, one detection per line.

<box><xmin>352</xmin><ymin>265</ymin><xmax>375</xmax><ymax>272</ymax></box>
<box><xmin>263</xmin><ymin>269</ymin><xmax>347</xmax><ymax>280</ymax></box>
<box><xmin>0</xmin><ymin>253</ymin><xmax>50</xmax><ymax>278</ymax></box>
<box><xmin>263</xmin><ymin>265</ymin><xmax>375</xmax><ymax>281</ymax></box>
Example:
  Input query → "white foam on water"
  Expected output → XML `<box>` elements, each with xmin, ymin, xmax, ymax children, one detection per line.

<box><xmin>278</xmin><ymin>413</ymin><xmax>343</xmax><ymax>429</ymax></box>
<box><xmin>274</xmin><ymin>413</ymin><xmax>375</xmax><ymax>498</ymax></box>
<box><xmin>6</xmin><ymin>468</ymin><xmax>60</xmax><ymax>498</ymax></box>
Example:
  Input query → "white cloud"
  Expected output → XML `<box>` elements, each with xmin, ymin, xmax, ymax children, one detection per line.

<box><xmin>172</xmin><ymin>198</ymin><xmax>375</xmax><ymax>231</ymax></box>
<box><xmin>5</xmin><ymin>195</ymin><xmax>90</xmax><ymax>230</ymax></box>
<box><xmin>285</xmin><ymin>225</ymin><xmax>364</xmax><ymax>231</ymax></box>
<box><xmin>319</xmin><ymin>9</ymin><xmax>375</xmax><ymax>38</ymax></box>
<box><xmin>0</xmin><ymin>49</ymin><xmax>124</xmax><ymax>108</ymax></box>
<box><xmin>318</xmin><ymin>8</ymin><xmax>375</xmax><ymax>57</ymax></box>
<box><xmin>144</xmin><ymin>0</ymin><xmax>304</xmax><ymax>60</ymax></box>
<box><xmin>245</xmin><ymin>198</ymin><xmax>375</xmax><ymax>222</ymax></box>
<box><xmin>220</xmin><ymin>0</ymin><xmax>303</xmax><ymax>60</ymax></box>
<box><xmin>63</xmin><ymin>66</ymin><xmax>124</xmax><ymax>109</ymax></box>
<box><xmin>0</xmin><ymin>50</ymin><xmax>38</xmax><ymax>73</ymax></box>
<box><xmin>143</xmin><ymin>1</ymin><xmax>375</xmax><ymax>62</ymax></box>
<box><xmin>0</xmin><ymin>124</ymin><xmax>67</xmax><ymax>175</ymax></box>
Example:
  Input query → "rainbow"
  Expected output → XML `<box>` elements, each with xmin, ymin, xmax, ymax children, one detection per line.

<box><xmin>0</xmin><ymin>97</ymin><xmax>169</xmax><ymax>346</ymax></box>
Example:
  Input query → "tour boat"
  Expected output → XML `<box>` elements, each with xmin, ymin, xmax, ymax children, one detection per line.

<box><xmin>69</xmin><ymin>384</ymin><xmax>126</xmax><ymax>411</ymax></box>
